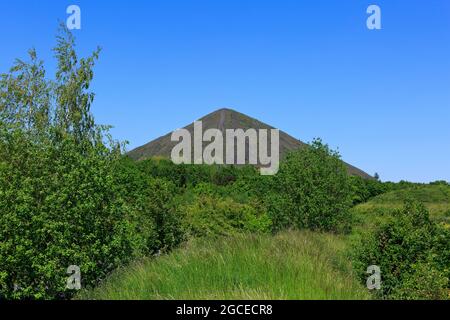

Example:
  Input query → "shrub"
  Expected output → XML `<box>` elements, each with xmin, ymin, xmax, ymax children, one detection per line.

<box><xmin>273</xmin><ymin>139</ymin><xmax>352</xmax><ymax>233</ymax></box>
<box><xmin>180</xmin><ymin>195</ymin><xmax>272</xmax><ymax>238</ymax></box>
<box><xmin>136</xmin><ymin>158</ymin><xmax>187</xmax><ymax>187</ymax></box>
<box><xmin>349</xmin><ymin>175</ymin><xmax>387</xmax><ymax>205</ymax></box>
<box><xmin>352</xmin><ymin>201</ymin><xmax>450</xmax><ymax>299</ymax></box>
<box><xmin>261</xmin><ymin>191</ymin><xmax>295</xmax><ymax>232</ymax></box>
<box><xmin>0</xmin><ymin>131</ymin><xmax>142</xmax><ymax>299</ymax></box>
<box><xmin>109</xmin><ymin>157</ymin><xmax>185</xmax><ymax>254</ymax></box>
<box><xmin>135</xmin><ymin>178</ymin><xmax>185</xmax><ymax>253</ymax></box>
<box><xmin>390</xmin><ymin>261</ymin><xmax>448</xmax><ymax>300</ymax></box>
<box><xmin>136</xmin><ymin>158</ymin><xmax>245</xmax><ymax>188</ymax></box>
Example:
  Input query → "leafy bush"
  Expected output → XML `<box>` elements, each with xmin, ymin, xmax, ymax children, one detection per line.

<box><xmin>271</xmin><ymin>139</ymin><xmax>353</xmax><ymax>233</ymax></box>
<box><xmin>112</xmin><ymin>157</ymin><xmax>185</xmax><ymax>253</ymax></box>
<box><xmin>0</xmin><ymin>132</ymin><xmax>142</xmax><ymax>299</ymax></box>
<box><xmin>134</xmin><ymin>178</ymin><xmax>185</xmax><ymax>253</ymax></box>
<box><xmin>136</xmin><ymin>158</ymin><xmax>188</xmax><ymax>187</ymax></box>
<box><xmin>260</xmin><ymin>191</ymin><xmax>295</xmax><ymax>232</ymax></box>
<box><xmin>179</xmin><ymin>195</ymin><xmax>272</xmax><ymax>238</ymax></box>
<box><xmin>350</xmin><ymin>175</ymin><xmax>387</xmax><ymax>205</ymax></box>
<box><xmin>352</xmin><ymin>201</ymin><xmax>450</xmax><ymax>299</ymax></box>
<box><xmin>136</xmin><ymin>158</ymin><xmax>245</xmax><ymax>188</ymax></box>
<box><xmin>390</xmin><ymin>261</ymin><xmax>448</xmax><ymax>300</ymax></box>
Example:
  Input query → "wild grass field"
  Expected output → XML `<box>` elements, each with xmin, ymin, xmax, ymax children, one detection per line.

<box><xmin>79</xmin><ymin>184</ymin><xmax>450</xmax><ymax>301</ymax></box>
<box><xmin>78</xmin><ymin>231</ymin><xmax>369</xmax><ymax>300</ymax></box>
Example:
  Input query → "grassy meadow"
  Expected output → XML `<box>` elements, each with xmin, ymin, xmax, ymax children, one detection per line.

<box><xmin>79</xmin><ymin>231</ymin><xmax>369</xmax><ymax>300</ymax></box>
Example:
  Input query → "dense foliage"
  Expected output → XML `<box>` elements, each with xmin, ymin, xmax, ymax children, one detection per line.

<box><xmin>349</xmin><ymin>175</ymin><xmax>387</xmax><ymax>205</ymax></box>
<box><xmin>352</xmin><ymin>201</ymin><xmax>450</xmax><ymax>300</ymax></box>
<box><xmin>0</xmin><ymin>26</ymin><xmax>182</xmax><ymax>299</ymax></box>
<box><xmin>179</xmin><ymin>194</ymin><xmax>271</xmax><ymax>238</ymax></box>
<box><xmin>269</xmin><ymin>139</ymin><xmax>353</xmax><ymax>232</ymax></box>
<box><xmin>0</xmin><ymin>129</ymin><xmax>142</xmax><ymax>299</ymax></box>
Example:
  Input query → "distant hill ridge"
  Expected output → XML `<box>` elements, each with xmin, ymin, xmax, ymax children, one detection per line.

<box><xmin>128</xmin><ymin>108</ymin><xmax>372</xmax><ymax>179</ymax></box>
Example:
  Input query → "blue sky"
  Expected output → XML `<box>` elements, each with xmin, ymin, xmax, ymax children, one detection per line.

<box><xmin>1</xmin><ymin>0</ymin><xmax>449</xmax><ymax>182</ymax></box>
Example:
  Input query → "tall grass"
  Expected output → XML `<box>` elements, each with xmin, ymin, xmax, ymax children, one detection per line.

<box><xmin>79</xmin><ymin>231</ymin><xmax>369</xmax><ymax>300</ymax></box>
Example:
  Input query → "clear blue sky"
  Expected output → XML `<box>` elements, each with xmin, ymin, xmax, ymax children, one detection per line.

<box><xmin>1</xmin><ymin>0</ymin><xmax>449</xmax><ymax>182</ymax></box>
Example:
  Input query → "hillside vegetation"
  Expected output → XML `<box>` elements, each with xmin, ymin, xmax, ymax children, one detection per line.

<box><xmin>81</xmin><ymin>186</ymin><xmax>450</xmax><ymax>300</ymax></box>
<box><xmin>79</xmin><ymin>184</ymin><xmax>450</xmax><ymax>301</ymax></box>
<box><xmin>353</xmin><ymin>185</ymin><xmax>450</xmax><ymax>230</ymax></box>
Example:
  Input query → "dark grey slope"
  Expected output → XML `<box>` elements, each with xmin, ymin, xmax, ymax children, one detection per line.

<box><xmin>128</xmin><ymin>108</ymin><xmax>372</xmax><ymax>179</ymax></box>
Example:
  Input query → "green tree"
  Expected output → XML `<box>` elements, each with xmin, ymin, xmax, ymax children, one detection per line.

<box><xmin>0</xmin><ymin>25</ymin><xmax>154</xmax><ymax>299</ymax></box>
<box><xmin>0</xmin><ymin>48</ymin><xmax>51</xmax><ymax>137</ymax></box>
<box><xmin>273</xmin><ymin>139</ymin><xmax>352</xmax><ymax>232</ymax></box>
